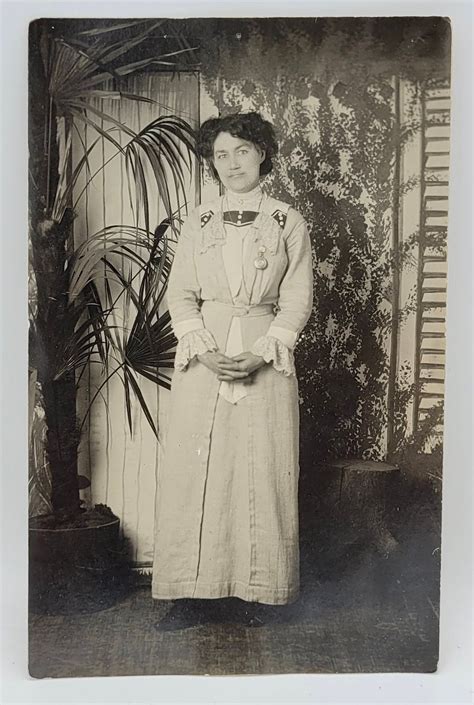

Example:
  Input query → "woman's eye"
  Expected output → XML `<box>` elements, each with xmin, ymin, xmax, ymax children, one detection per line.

<box><xmin>217</xmin><ymin>154</ymin><xmax>227</xmax><ymax>160</ymax></box>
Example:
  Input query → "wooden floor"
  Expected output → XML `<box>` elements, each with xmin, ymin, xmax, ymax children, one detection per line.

<box><xmin>29</xmin><ymin>474</ymin><xmax>441</xmax><ymax>677</ymax></box>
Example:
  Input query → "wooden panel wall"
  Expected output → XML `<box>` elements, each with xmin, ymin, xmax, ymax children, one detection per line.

<box><xmin>414</xmin><ymin>79</ymin><xmax>449</xmax><ymax>443</ymax></box>
<box><xmin>73</xmin><ymin>73</ymin><xmax>202</xmax><ymax>567</ymax></box>
<box><xmin>396</xmin><ymin>78</ymin><xmax>449</xmax><ymax>449</ymax></box>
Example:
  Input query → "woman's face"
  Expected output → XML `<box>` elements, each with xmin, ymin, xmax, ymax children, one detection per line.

<box><xmin>212</xmin><ymin>131</ymin><xmax>265</xmax><ymax>193</ymax></box>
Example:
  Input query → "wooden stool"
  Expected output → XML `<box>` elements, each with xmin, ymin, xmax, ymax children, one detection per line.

<box><xmin>324</xmin><ymin>458</ymin><xmax>400</xmax><ymax>556</ymax></box>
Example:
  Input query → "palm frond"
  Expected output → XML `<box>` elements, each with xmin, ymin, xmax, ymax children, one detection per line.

<box><xmin>99</xmin><ymin>20</ymin><xmax>164</xmax><ymax>65</ymax></box>
<box><xmin>74</xmin><ymin>216</ymin><xmax>179</xmax><ymax>435</ymax></box>
<box><xmin>77</xmin><ymin>21</ymin><xmax>154</xmax><ymax>37</ymax></box>
<box><xmin>48</xmin><ymin>22</ymin><xmax>196</xmax><ymax>104</ymax></box>
<box><xmin>52</xmin><ymin>128</ymin><xmax>100</xmax><ymax>222</ymax></box>
<box><xmin>69</xmin><ymin>107</ymin><xmax>124</xmax><ymax>151</ymax></box>
<box><xmin>124</xmin><ymin>116</ymin><xmax>196</xmax><ymax>222</ymax></box>
<box><xmin>68</xmin><ymin>99</ymin><xmax>136</xmax><ymax>138</ymax></box>
<box><xmin>34</xmin><ymin>21</ymin><xmax>201</xmax><ymax>446</ymax></box>
<box><xmin>78</xmin><ymin>363</ymin><xmax>125</xmax><ymax>435</ymax></box>
<box><xmin>113</xmin><ymin>57</ymin><xmax>196</xmax><ymax>76</ymax></box>
<box><xmin>124</xmin><ymin>367</ymin><xmax>158</xmax><ymax>438</ymax></box>
<box><xmin>52</xmin><ymin>280</ymin><xmax>114</xmax><ymax>378</ymax></box>
<box><xmin>69</xmin><ymin>226</ymin><xmax>156</xmax><ymax>300</ymax></box>
<box><xmin>131</xmin><ymin>366</ymin><xmax>172</xmax><ymax>388</ymax></box>
<box><xmin>122</xmin><ymin>368</ymin><xmax>133</xmax><ymax>434</ymax></box>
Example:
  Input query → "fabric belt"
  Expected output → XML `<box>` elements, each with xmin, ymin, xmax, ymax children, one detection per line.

<box><xmin>201</xmin><ymin>300</ymin><xmax>275</xmax><ymax>405</ymax></box>
<box><xmin>201</xmin><ymin>300</ymin><xmax>276</xmax><ymax>318</ymax></box>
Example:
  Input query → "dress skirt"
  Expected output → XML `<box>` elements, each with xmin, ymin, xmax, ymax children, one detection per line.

<box><xmin>152</xmin><ymin>301</ymin><xmax>301</xmax><ymax>605</ymax></box>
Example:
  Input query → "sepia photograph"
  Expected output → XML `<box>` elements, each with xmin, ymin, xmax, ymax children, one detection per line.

<box><xmin>27</xmin><ymin>15</ymin><xmax>452</xmax><ymax>678</ymax></box>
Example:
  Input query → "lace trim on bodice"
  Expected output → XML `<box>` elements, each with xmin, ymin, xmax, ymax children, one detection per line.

<box><xmin>199</xmin><ymin>201</ymin><xmax>284</xmax><ymax>256</ymax></box>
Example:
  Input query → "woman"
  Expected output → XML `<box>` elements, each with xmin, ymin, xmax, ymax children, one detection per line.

<box><xmin>152</xmin><ymin>112</ymin><xmax>313</xmax><ymax>629</ymax></box>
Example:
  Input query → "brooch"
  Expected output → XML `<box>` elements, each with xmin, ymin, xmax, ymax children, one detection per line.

<box><xmin>254</xmin><ymin>246</ymin><xmax>268</xmax><ymax>270</ymax></box>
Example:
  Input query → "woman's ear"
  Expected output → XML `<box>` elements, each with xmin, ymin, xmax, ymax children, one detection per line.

<box><xmin>259</xmin><ymin>148</ymin><xmax>266</xmax><ymax>164</ymax></box>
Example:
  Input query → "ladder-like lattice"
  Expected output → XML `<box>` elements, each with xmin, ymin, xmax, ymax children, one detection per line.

<box><xmin>413</xmin><ymin>77</ymin><xmax>450</xmax><ymax>443</ymax></box>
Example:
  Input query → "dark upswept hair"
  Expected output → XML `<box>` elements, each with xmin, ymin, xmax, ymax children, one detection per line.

<box><xmin>197</xmin><ymin>112</ymin><xmax>279</xmax><ymax>181</ymax></box>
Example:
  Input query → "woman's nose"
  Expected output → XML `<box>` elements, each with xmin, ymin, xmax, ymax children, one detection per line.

<box><xmin>229</xmin><ymin>155</ymin><xmax>239</xmax><ymax>170</ymax></box>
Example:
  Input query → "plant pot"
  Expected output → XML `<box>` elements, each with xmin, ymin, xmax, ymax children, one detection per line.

<box><xmin>29</xmin><ymin>508</ymin><xmax>133</xmax><ymax>615</ymax></box>
<box><xmin>29</xmin><ymin>514</ymin><xmax>120</xmax><ymax>563</ymax></box>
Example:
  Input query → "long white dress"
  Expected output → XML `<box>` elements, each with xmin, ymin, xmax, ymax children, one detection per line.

<box><xmin>152</xmin><ymin>184</ymin><xmax>313</xmax><ymax>605</ymax></box>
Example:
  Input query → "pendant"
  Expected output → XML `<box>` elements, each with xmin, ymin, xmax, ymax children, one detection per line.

<box><xmin>254</xmin><ymin>245</ymin><xmax>268</xmax><ymax>270</ymax></box>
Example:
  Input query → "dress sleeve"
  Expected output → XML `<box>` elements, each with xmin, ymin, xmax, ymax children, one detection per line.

<box><xmin>174</xmin><ymin>328</ymin><xmax>218</xmax><ymax>372</ymax></box>
<box><xmin>250</xmin><ymin>335</ymin><xmax>296</xmax><ymax>376</ymax></box>
<box><xmin>167</xmin><ymin>209</ymin><xmax>218</xmax><ymax>366</ymax></box>
<box><xmin>167</xmin><ymin>209</ymin><xmax>205</xmax><ymax>334</ymax></box>
<box><xmin>250</xmin><ymin>215</ymin><xmax>313</xmax><ymax>375</ymax></box>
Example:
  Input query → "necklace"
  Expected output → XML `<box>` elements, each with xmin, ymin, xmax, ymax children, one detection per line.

<box><xmin>224</xmin><ymin>191</ymin><xmax>269</xmax><ymax>271</ymax></box>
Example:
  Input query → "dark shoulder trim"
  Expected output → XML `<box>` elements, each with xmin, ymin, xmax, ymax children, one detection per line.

<box><xmin>271</xmin><ymin>209</ymin><xmax>288</xmax><ymax>230</ymax></box>
<box><xmin>200</xmin><ymin>210</ymin><xmax>214</xmax><ymax>228</ymax></box>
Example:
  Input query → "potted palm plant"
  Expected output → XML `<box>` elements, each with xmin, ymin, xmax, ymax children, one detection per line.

<box><xmin>28</xmin><ymin>18</ymin><xmax>198</xmax><ymax>612</ymax></box>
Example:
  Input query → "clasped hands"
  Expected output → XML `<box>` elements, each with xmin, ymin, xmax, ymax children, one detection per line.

<box><xmin>196</xmin><ymin>350</ymin><xmax>266</xmax><ymax>383</ymax></box>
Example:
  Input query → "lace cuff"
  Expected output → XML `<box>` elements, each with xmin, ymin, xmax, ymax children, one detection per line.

<box><xmin>250</xmin><ymin>335</ymin><xmax>296</xmax><ymax>377</ymax></box>
<box><xmin>174</xmin><ymin>328</ymin><xmax>218</xmax><ymax>372</ymax></box>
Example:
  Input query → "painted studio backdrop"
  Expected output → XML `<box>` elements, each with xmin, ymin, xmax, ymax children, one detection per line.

<box><xmin>29</xmin><ymin>17</ymin><xmax>450</xmax><ymax>671</ymax></box>
<box><xmin>29</xmin><ymin>17</ymin><xmax>450</xmax><ymax>564</ymax></box>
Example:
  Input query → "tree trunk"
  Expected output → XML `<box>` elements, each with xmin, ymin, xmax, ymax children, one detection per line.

<box><xmin>29</xmin><ymin>20</ymin><xmax>80</xmax><ymax>518</ymax></box>
<box><xmin>42</xmin><ymin>376</ymin><xmax>80</xmax><ymax>516</ymax></box>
